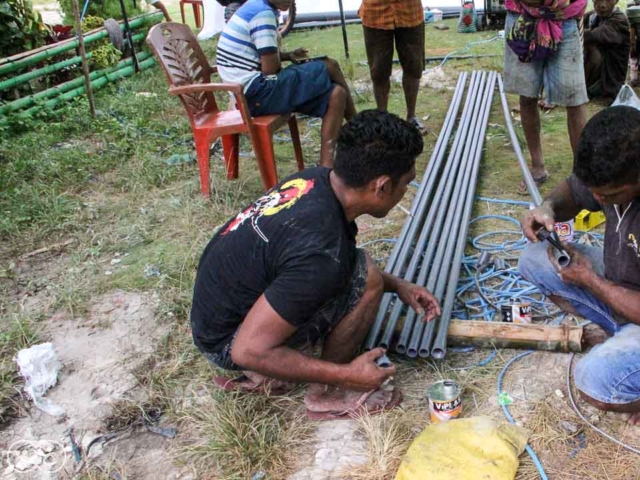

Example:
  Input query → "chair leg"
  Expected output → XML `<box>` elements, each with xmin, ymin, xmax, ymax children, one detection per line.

<box><xmin>180</xmin><ymin>1</ymin><xmax>186</xmax><ymax>24</ymax></box>
<box><xmin>288</xmin><ymin>114</ymin><xmax>305</xmax><ymax>172</ymax></box>
<box><xmin>194</xmin><ymin>132</ymin><xmax>212</xmax><ymax>198</ymax></box>
<box><xmin>222</xmin><ymin>134</ymin><xmax>240</xmax><ymax>180</ymax></box>
<box><xmin>252</xmin><ymin>128</ymin><xmax>278</xmax><ymax>190</ymax></box>
<box><xmin>193</xmin><ymin>3</ymin><xmax>201</xmax><ymax>28</ymax></box>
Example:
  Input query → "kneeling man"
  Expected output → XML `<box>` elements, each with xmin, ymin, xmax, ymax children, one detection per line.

<box><xmin>519</xmin><ymin>106</ymin><xmax>640</xmax><ymax>425</ymax></box>
<box><xmin>191</xmin><ymin>110</ymin><xmax>440</xmax><ymax>419</ymax></box>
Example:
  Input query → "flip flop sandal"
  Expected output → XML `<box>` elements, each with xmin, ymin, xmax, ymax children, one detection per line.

<box><xmin>409</xmin><ymin>118</ymin><xmax>429</xmax><ymax>136</ymax></box>
<box><xmin>213</xmin><ymin>375</ymin><xmax>294</xmax><ymax>396</ymax></box>
<box><xmin>517</xmin><ymin>171</ymin><xmax>549</xmax><ymax>195</ymax></box>
<box><xmin>305</xmin><ymin>388</ymin><xmax>403</xmax><ymax>421</ymax></box>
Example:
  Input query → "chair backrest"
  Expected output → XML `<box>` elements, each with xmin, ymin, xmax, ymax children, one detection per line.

<box><xmin>146</xmin><ymin>22</ymin><xmax>219</xmax><ymax>122</ymax></box>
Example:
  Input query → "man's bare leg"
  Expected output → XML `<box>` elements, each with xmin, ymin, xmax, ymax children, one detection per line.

<box><xmin>321</xmin><ymin>254</ymin><xmax>384</xmax><ymax>364</ymax></box>
<box><xmin>403</xmin><ymin>75</ymin><xmax>420</xmax><ymax>122</ymax></box>
<box><xmin>567</xmin><ymin>104</ymin><xmax>587</xmax><ymax>154</ymax></box>
<box><xmin>520</xmin><ymin>95</ymin><xmax>546</xmax><ymax>179</ymax></box>
<box><xmin>306</xmin><ymin>253</ymin><xmax>393</xmax><ymax>413</ymax></box>
<box><xmin>319</xmin><ymin>86</ymin><xmax>347</xmax><ymax>167</ymax></box>
<box><xmin>324</xmin><ymin>58</ymin><xmax>357</xmax><ymax>120</ymax></box>
<box><xmin>372</xmin><ymin>76</ymin><xmax>391</xmax><ymax>113</ymax></box>
<box><xmin>579</xmin><ymin>391</ymin><xmax>640</xmax><ymax>425</ymax></box>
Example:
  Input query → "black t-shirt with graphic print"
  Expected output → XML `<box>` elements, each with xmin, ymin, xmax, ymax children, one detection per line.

<box><xmin>567</xmin><ymin>174</ymin><xmax>640</xmax><ymax>293</ymax></box>
<box><xmin>191</xmin><ymin>167</ymin><xmax>358</xmax><ymax>355</ymax></box>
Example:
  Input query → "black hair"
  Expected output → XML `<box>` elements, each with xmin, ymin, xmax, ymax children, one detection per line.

<box><xmin>333</xmin><ymin>110</ymin><xmax>423</xmax><ymax>188</ymax></box>
<box><xmin>574</xmin><ymin>106</ymin><xmax>640</xmax><ymax>187</ymax></box>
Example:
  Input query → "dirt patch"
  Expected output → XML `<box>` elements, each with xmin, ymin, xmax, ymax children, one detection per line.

<box><xmin>0</xmin><ymin>290</ymin><xmax>188</xmax><ymax>479</ymax></box>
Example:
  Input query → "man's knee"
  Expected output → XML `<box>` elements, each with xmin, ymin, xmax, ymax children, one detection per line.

<box><xmin>324</xmin><ymin>57</ymin><xmax>341</xmax><ymax>73</ymax></box>
<box><xmin>574</xmin><ymin>354</ymin><xmax>616</xmax><ymax>409</ymax></box>
<box><xmin>520</xmin><ymin>95</ymin><xmax>538</xmax><ymax>107</ymax></box>
<box><xmin>517</xmin><ymin>242</ymin><xmax>555</xmax><ymax>291</ymax></box>
<box><xmin>328</xmin><ymin>85</ymin><xmax>348</xmax><ymax>110</ymax></box>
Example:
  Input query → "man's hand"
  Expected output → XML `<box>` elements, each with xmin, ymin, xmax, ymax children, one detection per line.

<box><xmin>522</xmin><ymin>203</ymin><xmax>556</xmax><ymax>241</ymax></box>
<box><xmin>344</xmin><ymin>348</ymin><xmax>395</xmax><ymax>391</ymax></box>
<box><xmin>290</xmin><ymin>47</ymin><xmax>308</xmax><ymax>61</ymax></box>
<box><xmin>549</xmin><ymin>243</ymin><xmax>596</xmax><ymax>287</ymax></box>
<box><xmin>396</xmin><ymin>279</ymin><xmax>441</xmax><ymax>322</ymax></box>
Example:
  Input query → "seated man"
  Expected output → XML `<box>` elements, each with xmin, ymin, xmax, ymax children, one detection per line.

<box><xmin>216</xmin><ymin>0</ymin><xmax>356</xmax><ymax>167</ymax></box>
<box><xmin>191</xmin><ymin>110</ymin><xmax>440</xmax><ymax>419</ymax></box>
<box><xmin>519</xmin><ymin>106</ymin><xmax>640</xmax><ymax>425</ymax></box>
<box><xmin>583</xmin><ymin>0</ymin><xmax>630</xmax><ymax>100</ymax></box>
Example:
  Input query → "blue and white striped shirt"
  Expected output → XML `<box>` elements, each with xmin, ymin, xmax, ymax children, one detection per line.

<box><xmin>216</xmin><ymin>0</ymin><xmax>279</xmax><ymax>90</ymax></box>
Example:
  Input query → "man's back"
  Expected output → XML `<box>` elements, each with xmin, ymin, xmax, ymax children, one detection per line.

<box><xmin>191</xmin><ymin>167</ymin><xmax>358</xmax><ymax>355</ymax></box>
<box><xmin>216</xmin><ymin>0</ymin><xmax>279</xmax><ymax>87</ymax></box>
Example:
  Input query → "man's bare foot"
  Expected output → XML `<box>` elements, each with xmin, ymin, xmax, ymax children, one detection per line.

<box><xmin>627</xmin><ymin>412</ymin><xmax>640</xmax><ymax>426</ymax></box>
<box><xmin>304</xmin><ymin>383</ymin><xmax>393</xmax><ymax>413</ymax></box>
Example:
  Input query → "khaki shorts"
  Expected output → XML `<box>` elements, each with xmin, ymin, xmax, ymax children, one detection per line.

<box><xmin>504</xmin><ymin>13</ymin><xmax>588</xmax><ymax>107</ymax></box>
<box><xmin>363</xmin><ymin>24</ymin><xmax>426</xmax><ymax>84</ymax></box>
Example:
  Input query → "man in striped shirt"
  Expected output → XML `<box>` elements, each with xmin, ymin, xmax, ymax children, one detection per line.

<box><xmin>359</xmin><ymin>0</ymin><xmax>427</xmax><ymax>134</ymax></box>
<box><xmin>216</xmin><ymin>0</ymin><xmax>356</xmax><ymax>167</ymax></box>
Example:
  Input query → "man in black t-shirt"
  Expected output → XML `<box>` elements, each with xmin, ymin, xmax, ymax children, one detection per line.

<box><xmin>519</xmin><ymin>106</ymin><xmax>640</xmax><ymax>426</ymax></box>
<box><xmin>191</xmin><ymin>110</ymin><xmax>440</xmax><ymax>418</ymax></box>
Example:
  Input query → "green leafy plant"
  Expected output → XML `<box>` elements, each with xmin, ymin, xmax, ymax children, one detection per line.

<box><xmin>59</xmin><ymin>0</ymin><xmax>143</xmax><ymax>24</ymax></box>
<box><xmin>0</xmin><ymin>0</ymin><xmax>47</xmax><ymax>57</ymax></box>
<box><xmin>92</xmin><ymin>43</ymin><xmax>121</xmax><ymax>68</ymax></box>
<box><xmin>81</xmin><ymin>14</ymin><xmax>105</xmax><ymax>32</ymax></box>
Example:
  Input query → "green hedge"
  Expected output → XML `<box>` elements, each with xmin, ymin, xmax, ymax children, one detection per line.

<box><xmin>59</xmin><ymin>0</ymin><xmax>143</xmax><ymax>24</ymax></box>
<box><xmin>0</xmin><ymin>0</ymin><xmax>47</xmax><ymax>57</ymax></box>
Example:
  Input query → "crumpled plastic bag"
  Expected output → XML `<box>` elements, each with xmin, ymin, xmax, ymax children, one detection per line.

<box><xmin>16</xmin><ymin>343</ymin><xmax>65</xmax><ymax>417</ymax></box>
<box><xmin>395</xmin><ymin>416</ymin><xmax>529</xmax><ymax>480</ymax></box>
<box><xmin>612</xmin><ymin>85</ymin><xmax>640</xmax><ymax>110</ymax></box>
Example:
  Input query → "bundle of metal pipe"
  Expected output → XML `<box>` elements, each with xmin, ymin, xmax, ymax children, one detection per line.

<box><xmin>365</xmin><ymin>70</ymin><xmax>499</xmax><ymax>359</ymax></box>
<box><xmin>364</xmin><ymin>71</ymin><xmax>468</xmax><ymax>350</ymax></box>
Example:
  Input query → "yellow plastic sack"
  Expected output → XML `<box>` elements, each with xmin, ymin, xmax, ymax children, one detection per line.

<box><xmin>395</xmin><ymin>416</ymin><xmax>529</xmax><ymax>480</ymax></box>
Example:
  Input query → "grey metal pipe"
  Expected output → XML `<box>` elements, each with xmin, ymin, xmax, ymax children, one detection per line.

<box><xmin>364</xmin><ymin>72</ymin><xmax>468</xmax><ymax>349</ymax></box>
<box><xmin>388</xmin><ymin>73</ymin><xmax>481</xmax><ymax>352</ymax></box>
<box><xmin>392</xmin><ymin>72</ymin><xmax>482</xmax><ymax>353</ymax></box>
<box><xmin>497</xmin><ymin>74</ymin><xmax>543</xmax><ymax>207</ymax></box>
<box><xmin>418</xmin><ymin>72</ymin><xmax>498</xmax><ymax>357</ymax></box>
<box><xmin>407</xmin><ymin>72</ymin><xmax>491</xmax><ymax>358</ymax></box>
<box><xmin>431</xmin><ymin>72</ymin><xmax>499</xmax><ymax>360</ymax></box>
<box><xmin>393</xmin><ymin>72</ymin><xmax>485</xmax><ymax>354</ymax></box>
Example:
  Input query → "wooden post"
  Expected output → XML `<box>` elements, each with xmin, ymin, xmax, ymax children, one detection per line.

<box><xmin>446</xmin><ymin>320</ymin><xmax>583</xmax><ymax>353</ymax></box>
<box><xmin>72</xmin><ymin>0</ymin><xmax>96</xmax><ymax>118</ymax></box>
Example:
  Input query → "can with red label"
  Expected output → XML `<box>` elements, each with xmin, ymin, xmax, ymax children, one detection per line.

<box><xmin>427</xmin><ymin>380</ymin><xmax>462</xmax><ymax>423</ymax></box>
<box><xmin>500</xmin><ymin>299</ymin><xmax>532</xmax><ymax>324</ymax></box>
<box><xmin>554</xmin><ymin>219</ymin><xmax>575</xmax><ymax>243</ymax></box>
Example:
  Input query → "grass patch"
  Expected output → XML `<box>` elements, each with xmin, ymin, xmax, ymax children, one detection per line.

<box><xmin>177</xmin><ymin>389</ymin><xmax>312</xmax><ymax>479</ymax></box>
<box><xmin>0</xmin><ymin>312</ymin><xmax>38</xmax><ymax>422</ymax></box>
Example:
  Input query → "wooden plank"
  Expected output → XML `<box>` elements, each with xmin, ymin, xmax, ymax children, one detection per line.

<box><xmin>446</xmin><ymin>320</ymin><xmax>583</xmax><ymax>353</ymax></box>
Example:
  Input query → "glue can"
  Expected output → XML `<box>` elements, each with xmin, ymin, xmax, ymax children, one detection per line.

<box><xmin>427</xmin><ymin>380</ymin><xmax>462</xmax><ymax>423</ymax></box>
<box><xmin>500</xmin><ymin>298</ymin><xmax>532</xmax><ymax>324</ymax></box>
<box><xmin>554</xmin><ymin>219</ymin><xmax>575</xmax><ymax>243</ymax></box>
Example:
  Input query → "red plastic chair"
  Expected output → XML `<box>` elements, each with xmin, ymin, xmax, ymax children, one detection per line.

<box><xmin>179</xmin><ymin>0</ymin><xmax>203</xmax><ymax>29</ymax></box>
<box><xmin>146</xmin><ymin>22</ymin><xmax>304</xmax><ymax>197</ymax></box>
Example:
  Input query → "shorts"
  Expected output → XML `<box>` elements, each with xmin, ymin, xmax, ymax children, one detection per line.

<box><xmin>363</xmin><ymin>24</ymin><xmax>425</xmax><ymax>83</ymax></box>
<box><xmin>244</xmin><ymin>61</ymin><xmax>334</xmax><ymax>119</ymax></box>
<box><xmin>203</xmin><ymin>249</ymin><xmax>369</xmax><ymax>370</ymax></box>
<box><xmin>504</xmin><ymin>13</ymin><xmax>588</xmax><ymax>107</ymax></box>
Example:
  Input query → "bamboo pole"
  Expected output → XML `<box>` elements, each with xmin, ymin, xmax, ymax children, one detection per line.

<box><xmin>0</xmin><ymin>32</ymin><xmax>145</xmax><ymax>93</ymax></box>
<box><xmin>0</xmin><ymin>53</ymin><xmax>149</xmax><ymax>115</ymax></box>
<box><xmin>0</xmin><ymin>13</ymin><xmax>161</xmax><ymax>77</ymax></box>
<box><xmin>0</xmin><ymin>12</ymin><xmax>160</xmax><ymax>66</ymax></box>
<box><xmin>446</xmin><ymin>320</ymin><xmax>583</xmax><ymax>353</ymax></box>
<box><xmin>0</xmin><ymin>56</ymin><xmax>155</xmax><ymax>125</ymax></box>
<box><xmin>72</xmin><ymin>0</ymin><xmax>96</xmax><ymax>118</ymax></box>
